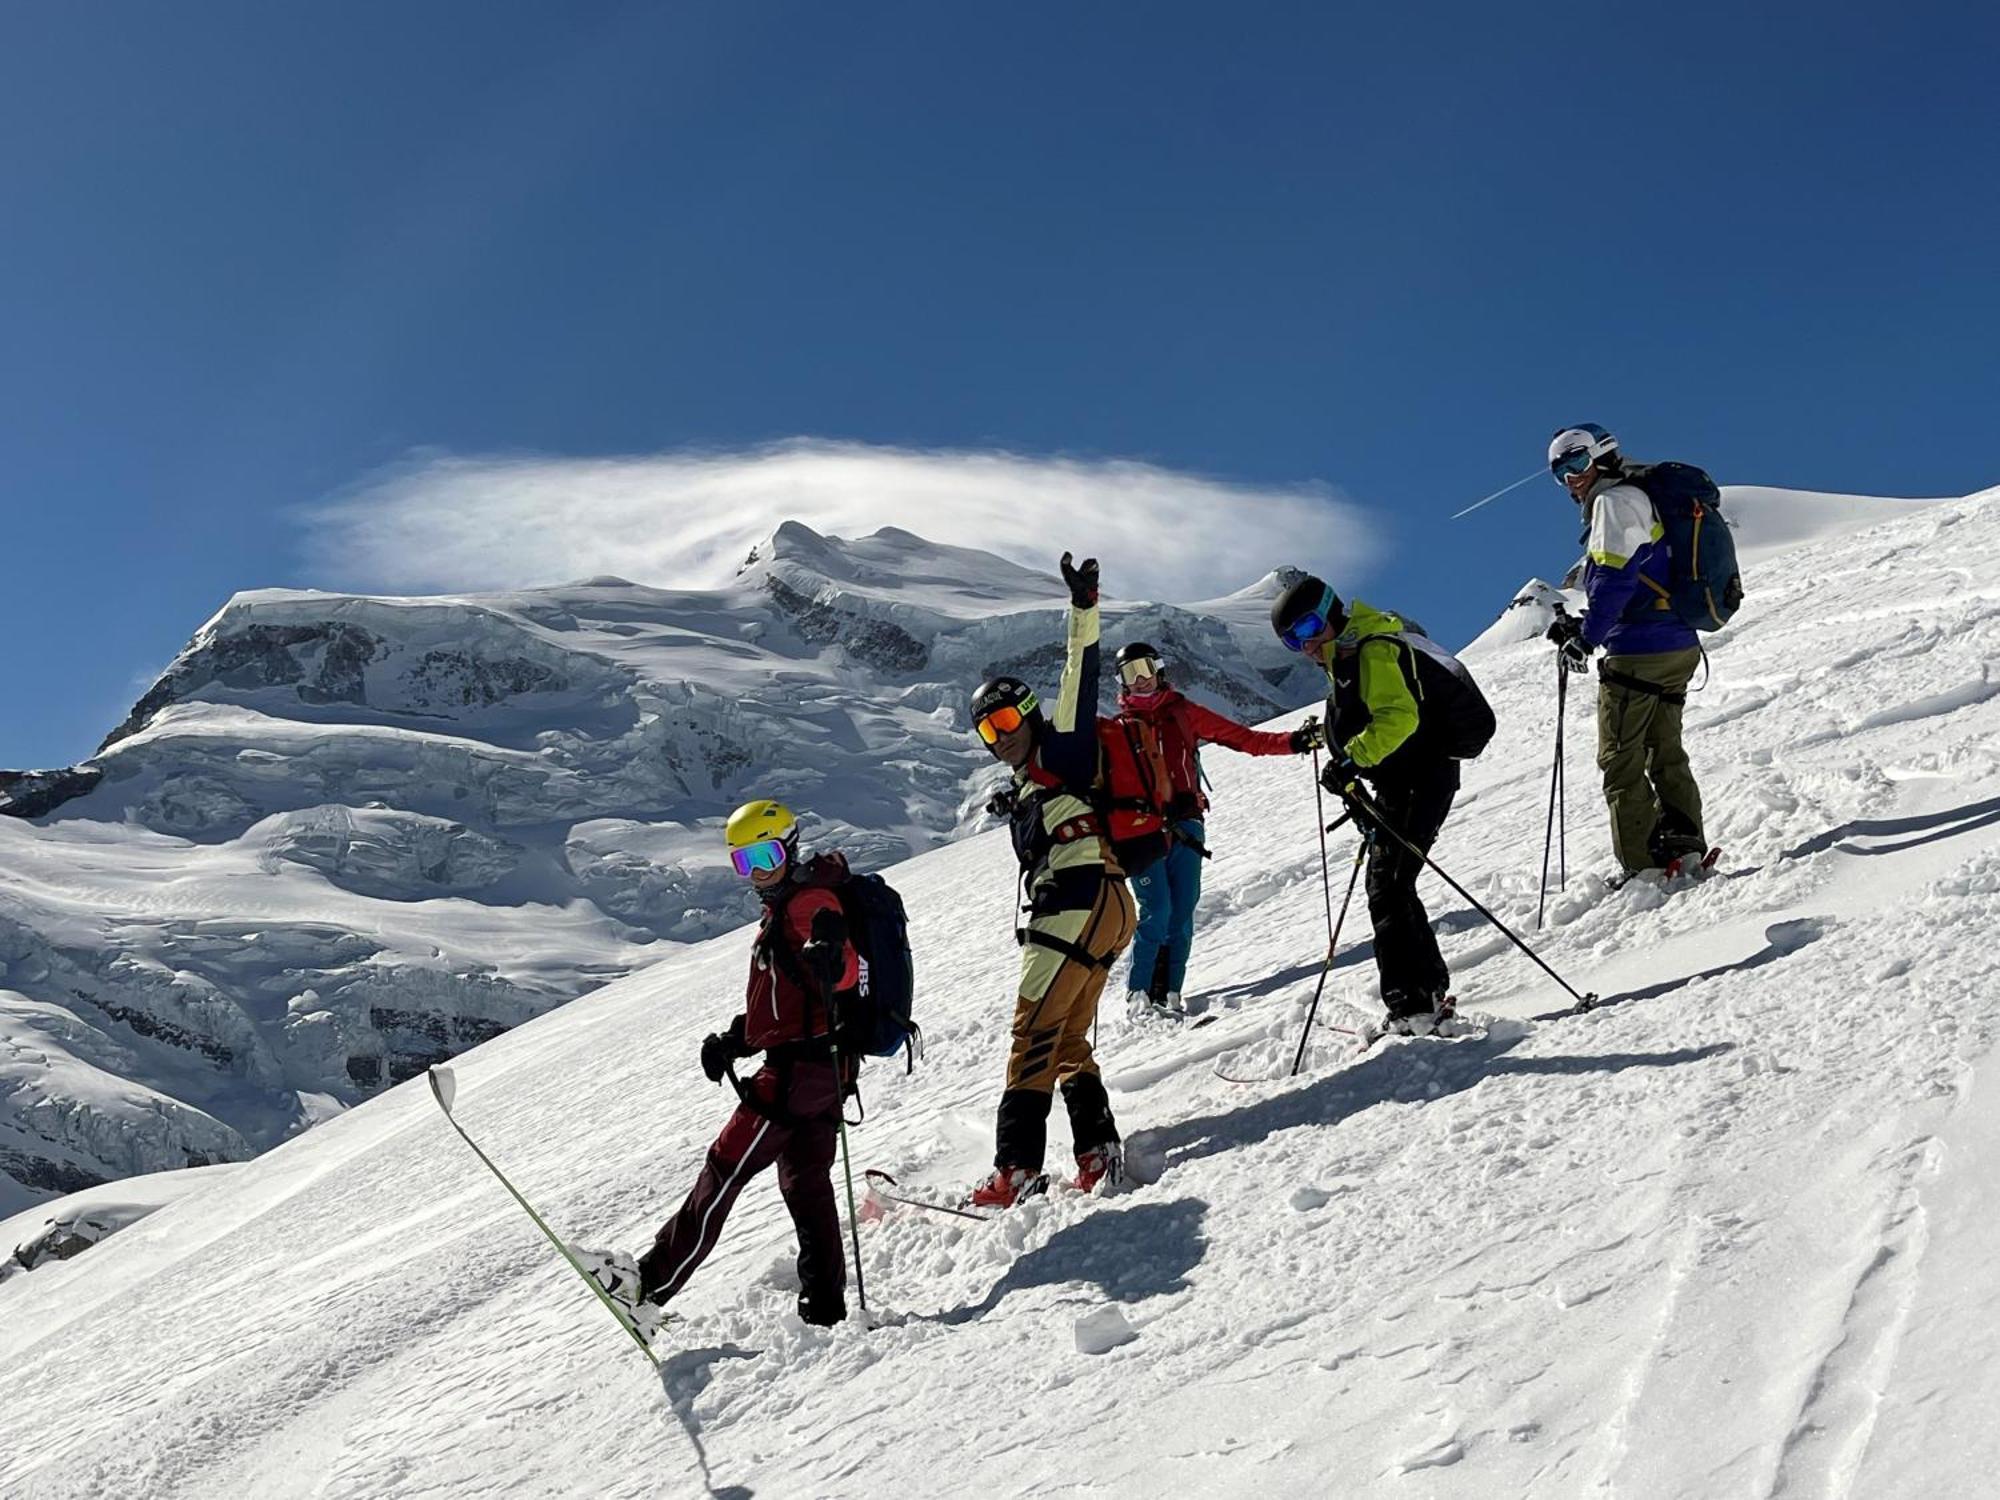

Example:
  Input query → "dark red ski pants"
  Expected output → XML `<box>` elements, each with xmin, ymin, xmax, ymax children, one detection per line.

<box><xmin>638</xmin><ymin>1059</ymin><xmax>846</xmax><ymax>1318</ymax></box>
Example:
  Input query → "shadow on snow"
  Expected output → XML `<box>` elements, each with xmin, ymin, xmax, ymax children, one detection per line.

<box><xmin>929</xmin><ymin>1198</ymin><xmax>1210</xmax><ymax>1326</ymax></box>
<box><xmin>1781</xmin><ymin>794</ymin><xmax>2000</xmax><ymax>861</ymax></box>
<box><xmin>1547</xmin><ymin>916</ymin><xmax>1830</xmax><ymax>1019</ymax></box>
<box><xmin>1136</xmin><ymin>1030</ymin><xmax>1732</xmax><ymax>1175</ymax></box>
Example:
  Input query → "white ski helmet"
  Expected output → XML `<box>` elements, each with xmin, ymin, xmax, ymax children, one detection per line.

<box><xmin>1548</xmin><ymin>423</ymin><xmax>1619</xmax><ymax>479</ymax></box>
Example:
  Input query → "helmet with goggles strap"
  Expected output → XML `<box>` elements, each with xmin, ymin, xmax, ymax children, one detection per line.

<box><xmin>725</xmin><ymin>798</ymin><xmax>799</xmax><ymax>879</ymax></box>
<box><xmin>1115</xmin><ymin>641</ymin><xmax>1165</xmax><ymax>686</ymax></box>
<box><xmin>1270</xmin><ymin>573</ymin><xmax>1345</xmax><ymax>654</ymax></box>
<box><xmin>970</xmin><ymin>675</ymin><xmax>1042</xmax><ymax>745</ymax></box>
<box><xmin>1548</xmin><ymin>423</ymin><xmax>1620</xmax><ymax>484</ymax></box>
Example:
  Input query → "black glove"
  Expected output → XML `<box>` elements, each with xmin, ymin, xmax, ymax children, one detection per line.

<box><xmin>1167</xmin><ymin>789</ymin><xmax>1201</xmax><ymax>821</ymax></box>
<box><xmin>1319</xmin><ymin>754</ymin><xmax>1360</xmax><ymax>798</ymax></box>
<box><xmin>802</xmin><ymin>941</ymin><xmax>843</xmax><ymax>990</ymax></box>
<box><xmin>1059</xmin><ymin>552</ymin><xmax>1099</xmax><ymax>609</ymax></box>
<box><xmin>985</xmin><ymin>785</ymin><xmax>1018</xmax><ymax>819</ymax></box>
<box><xmin>700</xmin><ymin>1015</ymin><xmax>752</xmax><ymax>1084</ymax></box>
<box><xmin>801</xmin><ymin>908</ymin><xmax>849</xmax><ymax>992</ymax></box>
<box><xmin>1288</xmin><ymin>719</ymin><xmax>1323</xmax><ymax>754</ymax></box>
<box><xmin>1546</xmin><ymin>613</ymin><xmax>1591</xmax><ymax>674</ymax></box>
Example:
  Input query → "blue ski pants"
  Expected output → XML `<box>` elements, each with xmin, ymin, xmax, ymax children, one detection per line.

<box><xmin>1125</xmin><ymin>820</ymin><xmax>1205</xmax><ymax>997</ymax></box>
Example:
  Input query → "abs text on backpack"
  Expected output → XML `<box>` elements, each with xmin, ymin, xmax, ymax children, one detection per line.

<box><xmin>1624</xmin><ymin>461</ymin><xmax>1744</xmax><ymax>631</ymax></box>
<box><xmin>830</xmin><ymin>873</ymin><xmax>920</xmax><ymax>1068</ymax></box>
<box><xmin>1096</xmin><ymin>716</ymin><xmax>1172</xmax><ymax>877</ymax></box>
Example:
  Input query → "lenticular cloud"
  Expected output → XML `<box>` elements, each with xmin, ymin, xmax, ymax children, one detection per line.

<box><xmin>298</xmin><ymin>439</ymin><xmax>1378</xmax><ymax>604</ymax></box>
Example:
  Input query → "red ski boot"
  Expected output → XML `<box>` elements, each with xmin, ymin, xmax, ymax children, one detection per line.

<box><xmin>968</xmin><ymin>1166</ymin><xmax>1049</xmax><ymax>1210</ymax></box>
<box><xmin>1073</xmin><ymin>1144</ymin><xmax>1124</xmax><ymax>1194</ymax></box>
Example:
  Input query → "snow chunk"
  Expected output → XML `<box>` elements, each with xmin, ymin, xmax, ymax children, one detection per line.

<box><xmin>1073</xmin><ymin>1307</ymin><xmax>1138</xmax><ymax>1355</ymax></box>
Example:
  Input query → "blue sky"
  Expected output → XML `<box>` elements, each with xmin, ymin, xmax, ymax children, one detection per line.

<box><xmin>4</xmin><ymin>1</ymin><xmax>1996</xmax><ymax>768</ymax></box>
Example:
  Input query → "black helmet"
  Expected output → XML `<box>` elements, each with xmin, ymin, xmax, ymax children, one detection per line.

<box><xmin>970</xmin><ymin>675</ymin><xmax>1042</xmax><ymax>728</ymax></box>
<box><xmin>1271</xmin><ymin>574</ymin><xmax>1344</xmax><ymax>648</ymax></box>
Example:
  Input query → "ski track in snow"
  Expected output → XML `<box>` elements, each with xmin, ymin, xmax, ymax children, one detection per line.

<box><xmin>2</xmin><ymin>495</ymin><xmax>1999</xmax><ymax>1497</ymax></box>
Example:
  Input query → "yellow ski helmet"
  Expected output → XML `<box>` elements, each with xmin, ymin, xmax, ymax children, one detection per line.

<box><xmin>725</xmin><ymin>799</ymin><xmax>798</xmax><ymax>850</ymax></box>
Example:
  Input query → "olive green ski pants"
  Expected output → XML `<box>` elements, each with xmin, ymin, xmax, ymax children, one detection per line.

<box><xmin>1596</xmin><ymin>647</ymin><xmax>1706</xmax><ymax>874</ymax></box>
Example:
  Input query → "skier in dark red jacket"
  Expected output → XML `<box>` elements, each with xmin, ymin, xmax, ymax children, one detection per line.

<box><xmin>575</xmin><ymin>798</ymin><xmax>858</xmax><ymax>1334</ymax></box>
<box><xmin>1113</xmin><ymin>642</ymin><xmax>1316</xmax><ymax>1015</ymax></box>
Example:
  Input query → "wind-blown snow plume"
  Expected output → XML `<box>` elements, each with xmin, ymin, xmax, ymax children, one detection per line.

<box><xmin>298</xmin><ymin>439</ymin><xmax>1380</xmax><ymax>603</ymax></box>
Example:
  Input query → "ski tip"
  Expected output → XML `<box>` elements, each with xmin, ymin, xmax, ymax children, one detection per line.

<box><xmin>427</xmin><ymin>1065</ymin><xmax>457</xmax><ymax>1112</ymax></box>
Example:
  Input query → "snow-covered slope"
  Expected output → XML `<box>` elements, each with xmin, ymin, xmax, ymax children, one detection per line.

<box><xmin>0</xmin><ymin>523</ymin><xmax>1321</xmax><ymax>1213</ymax></box>
<box><xmin>3</xmin><ymin>488</ymin><xmax>1997</xmax><ymax>1497</ymax></box>
<box><xmin>1724</xmin><ymin>483</ymin><xmax>1961</xmax><ymax>562</ymax></box>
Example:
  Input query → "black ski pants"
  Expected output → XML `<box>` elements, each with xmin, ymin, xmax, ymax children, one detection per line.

<box><xmin>638</xmin><ymin>1058</ymin><xmax>846</xmax><ymax>1322</ymax></box>
<box><xmin>1363</xmin><ymin>759</ymin><xmax>1459</xmax><ymax>1014</ymax></box>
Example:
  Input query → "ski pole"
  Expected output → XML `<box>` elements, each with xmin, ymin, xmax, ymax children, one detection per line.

<box><xmin>1538</xmin><ymin>659</ymin><xmax>1564</xmax><ymax>929</ymax></box>
<box><xmin>798</xmin><ymin>966</ymin><xmax>869</xmax><ymax>1318</ymax></box>
<box><xmin>829</xmin><ymin>1039</ymin><xmax>868</xmax><ymax>1316</ymax></box>
<box><xmin>1310</xmin><ymin>736</ymin><xmax>1335</xmax><ymax>948</ymax></box>
<box><xmin>1339</xmin><ymin>780</ymin><xmax>1596</xmax><ymax>1009</ymax></box>
<box><xmin>1557</xmin><ymin>663</ymin><xmax>1568</xmax><ymax>888</ymax></box>
<box><xmin>1290</xmin><ymin>829</ymin><xmax>1370</xmax><ymax>1077</ymax></box>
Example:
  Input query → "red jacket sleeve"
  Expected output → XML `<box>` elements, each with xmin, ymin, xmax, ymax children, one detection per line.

<box><xmin>1177</xmin><ymin>699</ymin><xmax>1296</xmax><ymax>757</ymax></box>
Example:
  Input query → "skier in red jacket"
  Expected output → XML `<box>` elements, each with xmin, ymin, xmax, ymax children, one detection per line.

<box><xmin>575</xmin><ymin>798</ymin><xmax>858</xmax><ymax>1334</ymax></box>
<box><xmin>1113</xmin><ymin>643</ymin><xmax>1316</xmax><ymax>1015</ymax></box>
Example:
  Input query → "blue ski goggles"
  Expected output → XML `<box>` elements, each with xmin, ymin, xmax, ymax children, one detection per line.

<box><xmin>729</xmin><ymin>838</ymin><xmax>789</xmax><ymax>878</ymax></box>
<box><xmin>1549</xmin><ymin>448</ymin><xmax>1596</xmax><ymax>482</ymax></box>
<box><xmin>1278</xmin><ymin>610</ymin><xmax>1333</xmax><ymax>653</ymax></box>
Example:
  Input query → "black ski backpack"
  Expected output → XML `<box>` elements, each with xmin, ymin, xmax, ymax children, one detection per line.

<box><xmin>1623</xmin><ymin>461</ymin><xmax>1744</xmax><ymax>631</ymax></box>
<box><xmin>829</xmin><ymin>872</ymin><xmax>922</xmax><ymax>1069</ymax></box>
<box><xmin>1402</xmin><ymin>629</ymin><xmax>1497</xmax><ymax>760</ymax></box>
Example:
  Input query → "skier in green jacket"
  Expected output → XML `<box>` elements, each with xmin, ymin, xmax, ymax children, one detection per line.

<box><xmin>1270</xmin><ymin>574</ymin><xmax>1495</xmax><ymax>1034</ymax></box>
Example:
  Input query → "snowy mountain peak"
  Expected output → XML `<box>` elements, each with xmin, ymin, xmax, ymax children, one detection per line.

<box><xmin>741</xmin><ymin>518</ymin><xmax>1059</xmax><ymax>615</ymax></box>
<box><xmin>0</xmin><ymin>526</ymin><xmax>1320</xmax><ymax>1212</ymax></box>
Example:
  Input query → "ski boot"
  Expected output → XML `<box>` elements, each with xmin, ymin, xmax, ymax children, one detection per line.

<box><xmin>572</xmin><ymin>1246</ymin><xmax>665</xmax><ymax>1339</ymax></box>
<box><xmin>1664</xmin><ymin>847</ymin><xmax>1722</xmax><ymax>881</ymax></box>
<box><xmin>1074</xmin><ymin>1143</ymin><xmax>1124</xmax><ymax>1194</ymax></box>
<box><xmin>1382</xmin><ymin>992</ymin><xmax>1456</xmax><ymax>1038</ymax></box>
<box><xmin>968</xmin><ymin>1166</ymin><xmax>1050</xmax><ymax>1210</ymax></box>
<box><xmin>797</xmin><ymin>1289</ymin><xmax>848</xmax><ymax>1327</ymax></box>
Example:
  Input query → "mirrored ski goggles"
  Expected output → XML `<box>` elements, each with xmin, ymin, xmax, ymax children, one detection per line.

<box><xmin>729</xmin><ymin>838</ymin><xmax>789</xmax><ymax>878</ymax></box>
<box><xmin>1118</xmin><ymin>656</ymin><xmax>1163</xmax><ymax>685</ymax></box>
<box><xmin>975</xmin><ymin>700</ymin><xmax>1035</xmax><ymax>744</ymax></box>
<box><xmin>1278</xmin><ymin>610</ymin><xmax>1333</xmax><ymax>653</ymax></box>
<box><xmin>1549</xmin><ymin>448</ymin><xmax>1596</xmax><ymax>482</ymax></box>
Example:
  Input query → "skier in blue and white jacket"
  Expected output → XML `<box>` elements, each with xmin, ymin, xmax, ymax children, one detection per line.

<box><xmin>1544</xmin><ymin>424</ymin><xmax>1709</xmax><ymax>876</ymax></box>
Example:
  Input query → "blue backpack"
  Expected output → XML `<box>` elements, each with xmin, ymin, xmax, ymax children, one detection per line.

<box><xmin>1625</xmin><ymin>461</ymin><xmax>1744</xmax><ymax>631</ymax></box>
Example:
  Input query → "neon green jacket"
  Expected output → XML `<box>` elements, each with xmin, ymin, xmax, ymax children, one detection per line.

<box><xmin>1310</xmin><ymin>600</ymin><xmax>1421</xmax><ymax>768</ymax></box>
